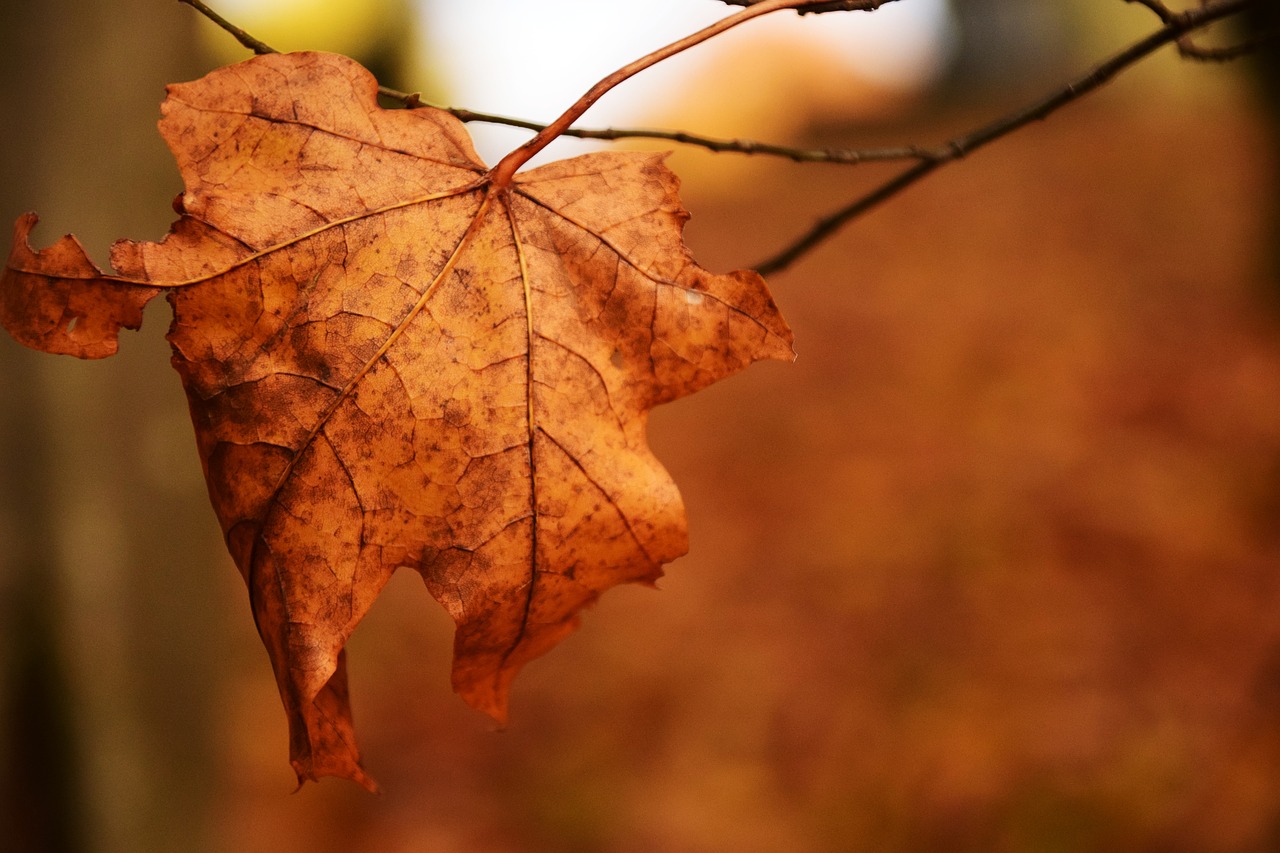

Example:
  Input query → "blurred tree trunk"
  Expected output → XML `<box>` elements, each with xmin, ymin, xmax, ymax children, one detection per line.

<box><xmin>0</xmin><ymin>3</ymin><xmax>226</xmax><ymax>852</ymax></box>
<box><xmin>0</xmin><ymin>5</ymin><xmax>89</xmax><ymax>849</ymax></box>
<box><xmin>1244</xmin><ymin>2</ymin><xmax>1280</xmax><ymax>287</ymax></box>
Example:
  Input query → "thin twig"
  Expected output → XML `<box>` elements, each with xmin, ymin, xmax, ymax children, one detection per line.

<box><xmin>439</xmin><ymin>108</ymin><xmax>940</xmax><ymax>165</ymax></box>
<box><xmin>754</xmin><ymin>0</ymin><xmax>1260</xmax><ymax>274</ymax></box>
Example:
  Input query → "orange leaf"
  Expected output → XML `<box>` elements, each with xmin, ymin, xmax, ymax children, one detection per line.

<box><xmin>1</xmin><ymin>51</ymin><xmax>793</xmax><ymax>789</ymax></box>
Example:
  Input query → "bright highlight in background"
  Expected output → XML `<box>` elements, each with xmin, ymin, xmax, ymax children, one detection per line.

<box><xmin>418</xmin><ymin>0</ymin><xmax>956</xmax><ymax>164</ymax></box>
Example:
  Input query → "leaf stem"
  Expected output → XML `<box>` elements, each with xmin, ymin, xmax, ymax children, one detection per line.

<box><xmin>486</xmin><ymin>0</ymin><xmax>898</xmax><ymax>187</ymax></box>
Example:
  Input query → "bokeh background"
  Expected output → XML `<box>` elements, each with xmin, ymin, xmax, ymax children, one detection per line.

<box><xmin>2</xmin><ymin>1</ymin><xmax>1278</xmax><ymax>851</ymax></box>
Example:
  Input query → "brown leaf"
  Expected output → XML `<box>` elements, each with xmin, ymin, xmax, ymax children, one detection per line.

<box><xmin>1</xmin><ymin>51</ymin><xmax>793</xmax><ymax>788</ymax></box>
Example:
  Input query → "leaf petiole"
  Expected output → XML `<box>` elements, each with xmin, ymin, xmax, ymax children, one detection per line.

<box><xmin>487</xmin><ymin>0</ymin><xmax>895</xmax><ymax>186</ymax></box>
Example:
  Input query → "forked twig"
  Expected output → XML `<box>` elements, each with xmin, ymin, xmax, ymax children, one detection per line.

<box><xmin>753</xmin><ymin>0</ymin><xmax>1261</xmax><ymax>273</ymax></box>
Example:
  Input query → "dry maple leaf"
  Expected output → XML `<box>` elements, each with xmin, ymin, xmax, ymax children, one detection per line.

<box><xmin>1</xmin><ymin>50</ymin><xmax>793</xmax><ymax>789</ymax></box>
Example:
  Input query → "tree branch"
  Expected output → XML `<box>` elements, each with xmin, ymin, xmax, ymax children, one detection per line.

<box><xmin>753</xmin><ymin>0</ymin><xmax>1262</xmax><ymax>274</ymax></box>
<box><xmin>180</xmin><ymin>0</ymin><xmax>1263</xmax><ymax>273</ymax></box>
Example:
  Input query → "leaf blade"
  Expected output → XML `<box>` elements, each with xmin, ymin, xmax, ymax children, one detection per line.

<box><xmin>1</xmin><ymin>51</ymin><xmax>794</xmax><ymax>788</ymax></box>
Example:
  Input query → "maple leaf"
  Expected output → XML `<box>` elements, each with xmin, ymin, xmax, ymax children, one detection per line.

<box><xmin>1</xmin><ymin>51</ymin><xmax>793</xmax><ymax>789</ymax></box>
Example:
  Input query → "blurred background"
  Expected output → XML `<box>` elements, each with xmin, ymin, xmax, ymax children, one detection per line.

<box><xmin>1</xmin><ymin>1</ymin><xmax>1277</xmax><ymax>851</ymax></box>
